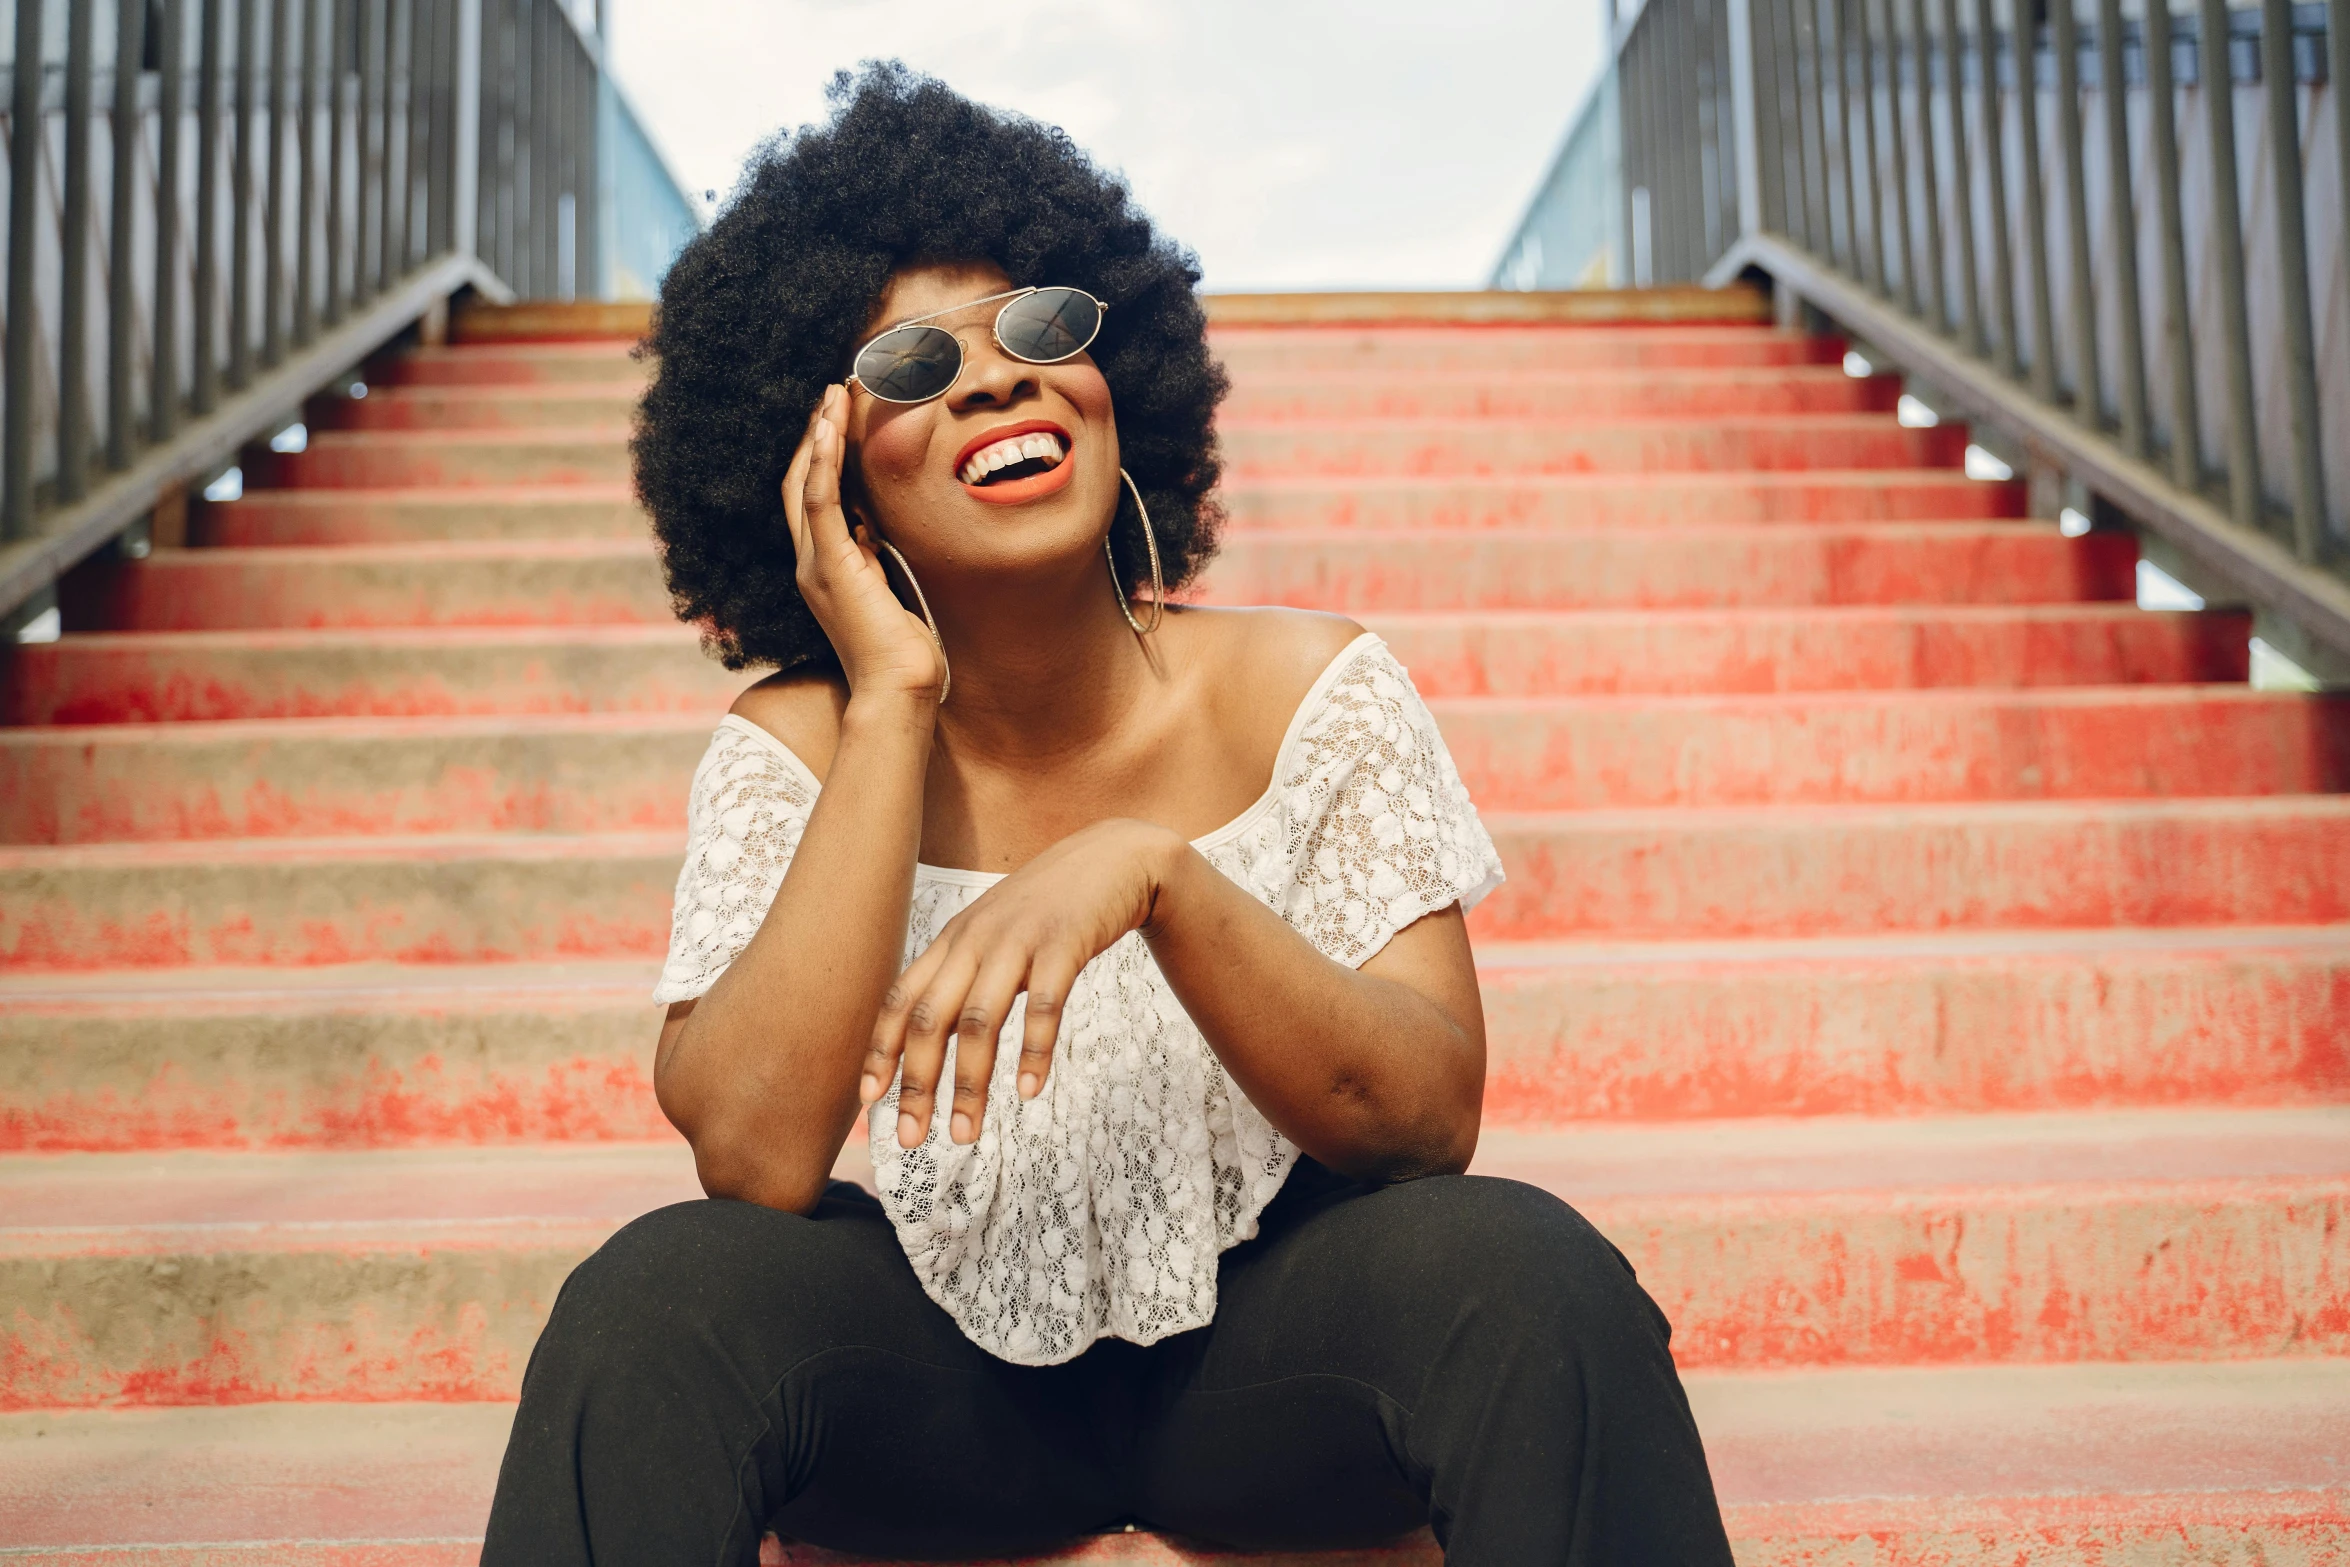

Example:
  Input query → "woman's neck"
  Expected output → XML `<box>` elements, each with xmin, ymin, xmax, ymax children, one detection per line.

<box><xmin>922</xmin><ymin>559</ymin><xmax>1166</xmax><ymax>767</ymax></box>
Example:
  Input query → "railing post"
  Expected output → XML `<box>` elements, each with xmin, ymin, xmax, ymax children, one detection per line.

<box><xmin>1726</xmin><ymin>0</ymin><xmax>1765</xmax><ymax>241</ymax></box>
<box><xmin>2196</xmin><ymin>0</ymin><xmax>2262</xmax><ymax>534</ymax></box>
<box><xmin>450</xmin><ymin>0</ymin><xmax>478</xmax><ymax>261</ymax></box>
<box><xmin>107</xmin><ymin>0</ymin><xmax>147</xmax><ymax>471</ymax></box>
<box><xmin>4</xmin><ymin>0</ymin><xmax>47</xmax><ymax>540</ymax></box>
<box><xmin>2258</xmin><ymin>0</ymin><xmax>2329</xmax><ymax>561</ymax></box>
<box><xmin>58</xmin><ymin>0</ymin><xmax>96</xmax><ymax>503</ymax></box>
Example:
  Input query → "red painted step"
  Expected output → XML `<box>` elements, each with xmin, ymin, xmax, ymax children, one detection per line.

<box><xmin>1205</xmin><ymin>324</ymin><xmax>1845</xmax><ymax>373</ymax></box>
<box><xmin>373</xmin><ymin>340</ymin><xmax>644</xmax><ymax>387</ymax></box>
<box><xmin>6</xmin><ymin>1363</ymin><xmax>2340</xmax><ymax>1566</ymax></box>
<box><xmin>200</xmin><ymin>486</ymin><xmax>647</xmax><ymax>546</ymax></box>
<box><xmin>1222</xmin><ymin>469</ymin><xmax>2023</xmax><ymax>529</ymax></box>
<box><xmin>2</xmin><ymin>606</ymin><xmax>2254</xmax><ymax>726</ymax></box>
<box><xmin>1221</xmin><ymin>366</ymin><xmax>1902</xmax><ymax>420</ymax></box>
<box><xmin>1198</xmin><ymin>524</ymin><xmax>2137</xmax><ymax>610</ymax></box>
<box><xmin>268</xmin><ymin>429</ymin><xmax>631</xmax><ymax>488</ymax></box>
<box><xmin>8</xmin><ymin>689</ymin><xmax>2346</xmax><ymax>847</ymax></box>
<box><xmin>6</xmin><ymin>927</ymin><xmax>2344</xmax><ymax>1152</ymax></box>
<box><xmin>2</xmin><ymin>1109</ymin><xmax>2340</xmax><ymax>1406</ymax></box>
<box><xmin>1219</xmin><ymin>416</ymin><xmax>1968</xmax><ymax>476</ymax></box>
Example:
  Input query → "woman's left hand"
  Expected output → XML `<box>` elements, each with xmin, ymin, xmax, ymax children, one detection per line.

<box><xmin>863</xmin><ymin>818</ymin><xmax>1185</xmax><ymax>1148</ymax></box>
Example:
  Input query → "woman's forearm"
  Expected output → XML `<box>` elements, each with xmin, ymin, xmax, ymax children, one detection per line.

<box><xmin>657</xmin><ymin>691</ymin><xmax>934</xmax><ymax>1211</ymax></box>
<box><xmin>1140</xmin><ymin>840</ymin><xmax>1486</xmax><ymax>1181</ymax></box>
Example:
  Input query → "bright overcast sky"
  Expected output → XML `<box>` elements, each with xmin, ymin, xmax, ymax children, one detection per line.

<box><xmin>601</xmin><ymin>0</ymin><xmax>1606</xmax><ymax>293</ymax></box>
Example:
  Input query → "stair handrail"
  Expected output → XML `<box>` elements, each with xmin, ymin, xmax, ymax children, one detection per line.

<box><xmin>1502</xmin><ymin>0</ymin><xmax>2350</xmax><ymax>666</ymax></box>
<box><xmin>0</xmin><ymin>0</ymin><xmax>698</xmax><ymax>633</ymax></box>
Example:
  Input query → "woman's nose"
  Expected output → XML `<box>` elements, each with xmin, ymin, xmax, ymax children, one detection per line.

<box><xmin>948</xmin><ymin>334</ymin><xmax>1041</xmax><ymax>410</ymax></box>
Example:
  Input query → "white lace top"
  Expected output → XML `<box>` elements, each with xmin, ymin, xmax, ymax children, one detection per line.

<box><xmin>654</xmin><ymin>632</ymin><xmax>1504</xmax><ymax>1365</ymax></box>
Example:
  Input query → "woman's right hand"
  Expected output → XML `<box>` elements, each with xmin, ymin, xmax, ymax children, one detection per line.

<box><xmin>781</xmin><ymin>383</ymin><xmax>946</xmax><ymax>702</ymax></box>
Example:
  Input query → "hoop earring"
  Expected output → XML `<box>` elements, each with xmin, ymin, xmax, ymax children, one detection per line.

<box><xmin>875</xmin><ymin>539</ymin><xmax>951</xmax><ymax>705</ymax></box>
<box><xmin>1107</xmin><ymin>467</ymin><xmax>1165</xmax><ymax>637</ymax></box>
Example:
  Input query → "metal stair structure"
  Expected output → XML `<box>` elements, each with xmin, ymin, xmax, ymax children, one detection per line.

<box><xmin>1</xmin><ymin>292</ymin><xmax>2345</xmax><ymax>1562</ymax></box>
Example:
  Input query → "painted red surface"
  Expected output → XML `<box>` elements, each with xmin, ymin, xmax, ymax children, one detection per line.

<box><xmin>4</xmin><ymin>312</ymin><xmax>2346</xmax><ymax>1556</ymax></box>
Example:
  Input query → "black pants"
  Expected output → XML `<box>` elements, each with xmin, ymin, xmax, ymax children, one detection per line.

<box><xmin>483</xmin><ymin>1160</ymin><xmax>1734</xmax><ymax>1566</ymax></box>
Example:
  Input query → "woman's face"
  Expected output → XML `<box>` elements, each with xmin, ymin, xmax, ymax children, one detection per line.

<box><xmin>842</xmin><ymin>260</ymin><xmax>1121</xmax><ymax>589</ymax></box>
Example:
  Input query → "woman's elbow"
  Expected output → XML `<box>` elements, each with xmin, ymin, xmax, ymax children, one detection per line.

<box><xmin>657</xmin><ymin>1074</ymin><xmax>830</xmax><ymax>1216</ymax></box>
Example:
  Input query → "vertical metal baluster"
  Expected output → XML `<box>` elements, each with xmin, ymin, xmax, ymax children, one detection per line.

<box><xmin>2336</xmin><ymin>0</ymin><xmax>2350</xmax><ymax>402</ymax></box>
<box><xmin>404</xmin><ymin>0</ymin><xmax>430</xmax><ymax>264</ymax></box>
<box><xmin>576</xmin><ymin>5</ymin><xmax>595</xmax><ymax>292</ymax></box>
<box><xmin>4</xmin><ymin>0</ymin><xmax>43</xmax><ymax>538</ymax></box>
<box><xmin>151</xmin><ymin>0</ymin><xmax>184</xmax><ymax>442</ymax></box>
<box><xmin>295</xmin><ymin>0</ymin><xmax>317</xmax><ymax>342</ymax></box>
<box><xmin>1939</xmin><ymin>0</ymin><xmax>1984</xmax><ymax>349</ymax></box>
<box><xmin>495</xmin><ymin>0</ymin><xmax>515</xmax><ymax>281</ymax></box>
<box><xmin>1909</xmin><ymin>0</ymin><xmax>1948</xmax><ymax>324</ymax></box>
<box><xmin>324</xmin><ymin>0</ymin><xmax>344</xmax><ymax>323</ymax></box>
<box><xmin>58</xmin><ymin>0</ymin><xmax>96</xmax><ymax>503</ymax></box>
<box><xmin>2050</xmin><ymin>0</ymin><xmax>2100</xmax><ymax>422</ymax></box>
<box><xmin>355</xmin><ymin>0</ymin><xmax>380</xmax><ymax>300</ymax></box>
<box><xmin>193</xmin><ymin>0</ymin><xmax>221</xmax><ymax>412</ymax></box>
<box><xmin>228</xmin><ymin>0</ymin><xmax>253</xmax><ymax>389</ymax></box>
<box><xmin>2141</xmin><ymin>0</ymin><xmax>2198</xmax><ymax>485</ymax></box>
<box><xmin>1852</xmin><ymin>0</ymin><xmax>1890</xmax><ymax>291</ymax></box>
<box><xmin>2197</xmin><ymin>0</ymin><xmax>2261</xmax><ymax>531</ymax></box>
<box><xmin>382</xmin><ymin>0</ymin><xmax>408</xmax><ymax>277</ymax></box>
<box><xmin>1973</xmin><ymin>0</ymin><xmax>2019</xmax><ymax>374</ymax></box>
<box><xmin>106</xmin><ymin>0</ymin><xmax>145</xmax><ymax>470</ymax></box>
<box><xmin>2095</xmin><ymin>0</ymin><xmax>2148</xmax><ymax>453</ymax></box>
<box><xmin>1781</xmin><ymin>0</ymin><xmax>1825</xmax><ymax>250</ymax></box>
<box><xmin>2258</xmin><ymin>0</ymin><xmax>2326</xmax><ymax>558</ymax></box>
<box><xmin>1751</xmin><ymin>0</ymin><xmax>1785</xmax><ymax>234</ymax></box>
<box><xmin>2013</xmin><ymin>0</ymin><xmax>2058</xmax><ymax>399</ymax></box>
<box><xmin>262</xmin><ymin>0</ymin><xmax>287</xmax><ymax>365</ymax></box>
<box><xmin>1828</xmin><ymin>0</ymin><xmax>1862</xmax><ymax>269</ymax></box>
<box><xmin>1879</xmin><ymin>0</ymin><xmax>1917</xmax><ymax>310</ymax></box>
<box><xmin>1808</xmin><ymin>0</ymin><xmax>1841</xmax><ymax>257</ymax></box>
<box><xmin>531</xmin><ymin>0</ymin><xmax>551</xmax><ymax>292</ymax></box>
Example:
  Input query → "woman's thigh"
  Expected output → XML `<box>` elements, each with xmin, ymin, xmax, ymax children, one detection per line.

<box><xmin>486</xmin><ymin>1182</ymin><xmax>1126</xmax><ymax>1565</ymax></box>
<box><xmin>1130</xmin><ymin>1167</ymin><xmax>1730</xmax><ymax>1565</ymax></box>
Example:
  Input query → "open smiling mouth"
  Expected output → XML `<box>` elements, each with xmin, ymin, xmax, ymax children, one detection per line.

<box><xmin>955</xmin><ymin>421</ymin><xmax>1076</xmax><ymax>502</ymax></box>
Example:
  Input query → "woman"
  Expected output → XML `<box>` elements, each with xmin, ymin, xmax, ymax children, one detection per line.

<box><xmin>484</xmin><ymin>65</ymin><xmax>1732</xmax><ymax>1567</ymax></box>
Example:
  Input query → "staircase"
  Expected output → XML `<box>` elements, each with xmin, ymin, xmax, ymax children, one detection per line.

<box><xmin>3</xmin><ymin>293</ymin><xmax>2346</xmax><ymax>1563</ymax></box>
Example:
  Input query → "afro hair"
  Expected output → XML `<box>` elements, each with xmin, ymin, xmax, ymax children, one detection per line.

<box><xmin>633</xmin><ymin>62</ymin><xmax>1229</xmax><ymax>673</ymax></box>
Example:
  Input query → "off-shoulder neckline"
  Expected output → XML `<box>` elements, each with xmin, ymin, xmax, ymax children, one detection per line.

<box><xmin>716</xmin><ymin>630</ymin><xmax>1385</xmax><ymax>887</ymax></box>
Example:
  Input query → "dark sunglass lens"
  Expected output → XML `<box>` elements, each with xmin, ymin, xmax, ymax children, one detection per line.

<box><xmin>855</xmin><ymin>325</ymin><xmax>961</xmax><ymax>402</ymax></box>
<box><xmin>998</xmin><ymin>288</ymin><xmax>1100</xmax><ymax>363</ymax></box>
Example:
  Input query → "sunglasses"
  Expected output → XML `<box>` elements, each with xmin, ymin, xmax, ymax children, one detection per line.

<box><xmin>846</xmin><ymin>286</ymin><xmax>1108</xmax><ymax>405</ymax></box>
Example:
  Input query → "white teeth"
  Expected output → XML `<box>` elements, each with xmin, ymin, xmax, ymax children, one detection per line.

<box><xmin>960</xmin><ymin>431</ymin><xmax>1068</xmax><ymax>485</ymax></box>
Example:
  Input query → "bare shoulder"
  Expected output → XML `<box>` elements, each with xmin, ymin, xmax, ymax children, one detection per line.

<box><xmin>726</xmin><ymin>667</ymin><xmax>851</xmax><ymax>781</ymax></box>
<box><xmin>1171</xmin><ymin>605</ymin><xmax>1370</xmax><ymax>740</ymax></box>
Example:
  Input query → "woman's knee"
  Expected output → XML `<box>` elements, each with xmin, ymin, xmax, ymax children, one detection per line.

<box><xmin>1371</xmin><ymin>1175</ymin><xmax>1673</xmax><ymax>1356</ymax></box>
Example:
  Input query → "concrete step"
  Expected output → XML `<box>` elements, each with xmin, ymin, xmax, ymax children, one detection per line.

<box><xmin>208</xmin><ymin>471</ymin><xmax>2022</xmax><ymax>548</ymax></box>
<box><xmin>268</xmin><ymin>429</ymin><xmax>631</xmax><ymax>488</ymax></box>
<box><xmin>1194</xmin><ymin>524</ymin><xmax>2138</xmax><ymax>610</ymax></box>
<box><xmin>61</xmin><ymin>541</ymin><xmax>671</xmax><ymax>631</ymax></box>
<box><xmin>200</xmin><ymin>486</ymin><xmax>648</xmax><ymax>546</ymax></box>
<box><xmin>1473</xmin><ymin>796</ymin><xmax>2350</xmax><ymax>941</ymax></box>
<box><xmin>0</xmin><ymin>625</ymin><xmax>738</xmax><ymax>724</ymax></box>
<box><xmin>3</xmin><ymin>1362</ymin><xmax>2343</xmax><ymax>1565</ymax></box>
<box><xmin>4</xmin><ymin>608</ymin><xmax>2254</xmax><ymax>725</ymax></box>
<box><xmin>334</xmin><ymin>385</ymin><xmax>642</xmax><ymax>430</ymax></box>
<box><xmin>1221</xmin><ymin>470</ymin><xmax>2021</xmax><ymax>528</ymax></box>
<box><xmin>6</xmin><ymin>923</ymin><xmax>2344</xmax><ymax>1151</ymax></box>
<box><xmin>7</xmin><ymin>689</ymin><xmax>2345</xmax><ymax>845</ymax></box>
<box><xmin>9</xmin><ymin>797</ymin><xmax>2350</xmax><ymax>967</ymax></box>
<box><xmin>1220</xmin><ymin>367</ymin><xmax>1902</xmax><ymax>420</ymax></box>
<box><xmin>2</xmin><ymin>1108</ymin><xmax>2342</xmax><ymax>1405</ymax></box>
<box><xmin>1205</xmin><ymin>324</ymin><xmax>1844</xmax><ymax>373</ymax></box>
<box><xmin>374</xmin><ymin>341</ymin><xmax>645</xmax><ymax>387</ymax></box>
<box><xmin>1218</xmin><ymin>416</ymin><xmax>1969</xmax><ymax>477</ymax></box>
<box><xmin>55</xmin><ymin>526</ymin><xmax>2132</xmax><ymax>637</ymax></box>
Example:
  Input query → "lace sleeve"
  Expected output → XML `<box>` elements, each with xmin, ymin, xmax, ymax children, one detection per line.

<box><xmin>651</xmin><ymin>716</ymin><xmax>821</xmax><ymax>1005</ymax></box>
<box><xmin>1276</xmin><ymin>638</ymin><xmax>1505</xmax><ymax>967</ymax></box>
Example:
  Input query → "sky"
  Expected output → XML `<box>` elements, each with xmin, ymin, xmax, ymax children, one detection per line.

<box><xmin>600</xmin><ymin>0</ymin><xmax>1607</xmax><ymax>293</ymax></box>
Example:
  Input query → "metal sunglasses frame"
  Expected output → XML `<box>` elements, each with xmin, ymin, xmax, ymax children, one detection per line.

<box><xmin>844</xmin><ymin>286</ymin><xmax>1110</xmax><ymax>405</ymax></box>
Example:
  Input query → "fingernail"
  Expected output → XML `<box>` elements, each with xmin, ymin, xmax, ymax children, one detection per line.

<box><xmin>859</xmin><ymin>1074</ymin><xmax>880</xmax><ymax>1104</ymax></box>
<box><xmin>898</xmin><ymin>1112</ymin><xmax>920</xmax><ymax>1146</ymax></box>
<box><xmin>1019</xmin><ymin>1073</ymin><xmax>1039</xmax><ymax>1099</ymax></box>
<box><xmin>951</xmin><ymin>1112</ymin><xmax>973</xmax><ymax>1144</ymax></box>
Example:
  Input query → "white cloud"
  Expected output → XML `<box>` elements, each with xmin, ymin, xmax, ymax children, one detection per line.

<box><xmin>604</xmin><ymin>0</ymin><xmax>1605</xmax><ymax>290</ymax></box>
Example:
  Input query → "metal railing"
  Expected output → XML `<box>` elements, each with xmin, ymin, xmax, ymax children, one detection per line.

<box><xmin>1503</xmin><ymin>0</ymin><xmax>2350</xmax><ymax>663</ymax></box>
<box><xmin>0</xmin><ymin>0</ymin><xmax>696</xmax><ymax>623</ymax></box>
